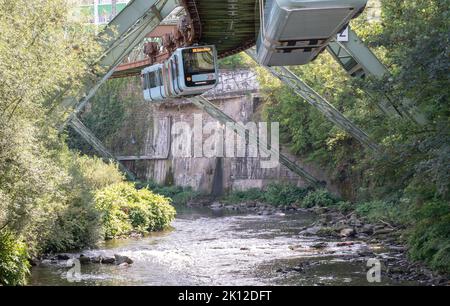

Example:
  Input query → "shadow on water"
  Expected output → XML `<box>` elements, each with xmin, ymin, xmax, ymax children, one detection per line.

<box><xmin>29</xmin><ymin>205</ymin><xmax>419</xmax><ymax>286</ymax></box>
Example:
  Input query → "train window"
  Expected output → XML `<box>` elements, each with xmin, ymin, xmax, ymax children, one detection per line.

<box><xmin>148</xmin><ymin>71</ymin><xmax>157</xmax><ymax>88</ymax></box>
<box><xmin>144</xmin><ymin>73</ymin><xmax>149</xmax><ymax>90</ymax></box>
<box><xmin>182</xmin><ymin>48</ymin><xmax>215</xmax><ymax>75</ymax></box>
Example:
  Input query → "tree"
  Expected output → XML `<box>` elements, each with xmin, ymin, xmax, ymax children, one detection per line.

<box><xmin>0</xmin><ymin>0</ymin><xmax>102</xmax><ymax>284</ymax></box>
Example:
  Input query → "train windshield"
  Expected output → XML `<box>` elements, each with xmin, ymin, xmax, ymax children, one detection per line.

<box><xmin>182</xmin><ymin>47</ymin><xmax>215</xmax><ymax>75</ymax></box>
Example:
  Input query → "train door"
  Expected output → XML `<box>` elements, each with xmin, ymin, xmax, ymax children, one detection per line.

<box><xmin>149</xmin><ymin>70</ymin><xmax>162</xmax><ymax>101</ymax></box>
<box><xmin>142</xmin><ymin>72</ymin><xmax>151</xmax><ymax>101</ymax></box>
<box><xmin>173</xmin><ymin>54</ymin><xmax>183</xmax><ymax>95</ymax></box>
<box><xmin>158</xmin><ymin>68</ymin><xmax>166</xmax><ymax>99</ymax></box>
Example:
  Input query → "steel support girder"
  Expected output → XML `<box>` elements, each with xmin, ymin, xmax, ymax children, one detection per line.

<box><xmin>328</xmin><ymin>28</ymin><xmax>388</xmax><ymax>78</ymax></box>
<box><xmin>63</xmin><ymin>0</ymin><xmax>179</xmax><ymax>122</ymax></box>
<box><xmin>60</xmin><ymin>0</ymin><xmax>179</xmax><ymax>179</ymax></box>
<box><xmin>328</xmin><ymin>27</ymin><xmax>427</xmax><ymax>125</ymax></box>
<box><xmin>188</xmin><ymin>95</ymin><xmax>322</xmax><ymax>188</ymax></box>
<box><xmin>245</xmin><ymin>49</ymin><xmax>381</xmax><ymax>153</ymax></box>
<box><xmin>69</xmin><ymin>117</ymin><xmax>136</xmax><ymax>180</ymax></box>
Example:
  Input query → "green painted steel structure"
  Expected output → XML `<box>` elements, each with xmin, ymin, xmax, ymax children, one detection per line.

<box><xmin>189</xmin><ymin>0</ymin><xmax>259</xmax><ymax>58</ymax></box>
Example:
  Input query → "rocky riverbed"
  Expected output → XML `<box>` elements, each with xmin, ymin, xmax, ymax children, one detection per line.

<box><xmin>187</xmin><ymin>199</ymin><xmax>450</xmax><ymax>286</ymax></box>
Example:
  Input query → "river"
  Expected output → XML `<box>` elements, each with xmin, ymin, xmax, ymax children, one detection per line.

<box><xmin>29</xmin><ymin>205</ymin><xmax>417</xmax><ymax>286</ymax></box>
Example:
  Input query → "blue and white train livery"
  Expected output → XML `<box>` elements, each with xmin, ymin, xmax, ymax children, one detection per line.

<box><xmin>141</xmin><ymin>45</ymin><xmax>218</xmax><ymax>101</ymax></box>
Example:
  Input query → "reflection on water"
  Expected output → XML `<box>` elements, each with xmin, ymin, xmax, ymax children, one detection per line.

<box><xmin>29</xmin><ymin>205</ymin><xmax>416</xmax><ymax>286</ymax></box>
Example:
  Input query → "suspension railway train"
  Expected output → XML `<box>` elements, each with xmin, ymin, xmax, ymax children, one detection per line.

<box><xmin>141</xmin><ymin>0</ymin><xmax>368</xmax><ymax>101</ymax></box>
<box><xmin>256</xmin><ymin>0</ymin><xmax>368</xmax><ymax>66</ymax></box>
<box><xmin>141</xmin><ymin>45</ymin><xmax>218</xmax><ymax>102</ymax></box>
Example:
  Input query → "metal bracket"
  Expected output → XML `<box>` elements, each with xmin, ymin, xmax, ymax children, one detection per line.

<box><xmin>328</xmin><ymin>27</ymin><xmax>427</xmax><ymax>125</ymax></box>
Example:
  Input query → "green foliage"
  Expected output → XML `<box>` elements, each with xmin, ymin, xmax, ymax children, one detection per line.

<box><xmin>222</xmin><ymin>184</ymin><xmax>339</xmax><ymax>208</ymax></box>
<box><xmin>218</xmin><ymin>52</ymin><xmax>253</xmax><ymax>69</ymax></box>
<box><xmin>354</xmin><ymin>200</ymin><xmax>410</xmax><ymax>225</ymax></box>
<box><xmin>408</xmin><ymin>200</ymin><xmax>450</xmax><ymax>274</ymax></box>
<box><xmin>67</xmin><ymin>78</ymin><xmax>138</xmax><ymax>154</ymax></box>
<box><xmin>0</xmin><ymin>231</ymin><xmax>30</xmax><ymax>286</ymax></box>
<box><xmin>0</xmin><ymin>0</ymin><xmax>102</xmax><ymax>258</ymax></box>
<box><xmin>264</xmin><ymin>183</ymin><xmax>312</xmax><ymax>206</ymax></box>
<box><xmin>41</xmin><ymin>153</ymin><xmax>124</xmax><ymax>253</ymax></box>
<box><xmin>95</xmin><ymin>182</ymin><xmax>176</xmax><ymax>240</ymax></box>
<box><xmin>301</xmin><ymin>189</ymin><xmax>338</xmax><ymax>208</ymax></box>
<box><xmin>222</xmin><ymin>188</ymin><xmax>265</xmax><ymax>204</ymax></box>
<box><xmin>137</xmin><ymin>181</ymin><xmax>201</xmax><ymax>205</ymax></box>
<box><xmin>336</xmin><ymin>201</ymin><xmax>353</xmax><ymax>213</ymax></box>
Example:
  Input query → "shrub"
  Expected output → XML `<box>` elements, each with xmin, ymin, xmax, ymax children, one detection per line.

<box><xmin>301</xmin><ymin>189</ymin><xmax>338</xmax><ymax>208</ymax></box>
<box><xmin>264</xmin><ymin>183</ymin><xmax>311</xmax><ymax>206</ymax></box>
<box><xmin>354</xmin><ymin>200</ymin><xmax>410</xmax><ymax>225</ymax></box>
<box><xmin>408</xmin><ymin>200</ymin><xmax>450</xmax><ymax>274</ymax></box>
<box><xmin>95</xmin><ymin>182</ymin><xmax>176</xmax><ymax>239</ymax></box>
<box><xmin>137</xmin><ymin>181</ymin><xmax>200</xmax><ymax>205</ymax></box>
<box><xmin>0</xmin><ymin>231</ymin><xmax>30</xmax><ymax>286</ymax></box>
<box><xmin>336</xmin><ymin>201</ymin><xmax>354</xmax><ymax>213</ymax></box>
<box><xmin>42</xmin><ymin>154</ymin><xmax>124</xmax><ymax>253</ymax></box>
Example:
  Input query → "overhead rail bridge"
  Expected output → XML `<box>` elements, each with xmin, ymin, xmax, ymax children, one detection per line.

<box><xmin>58</xmin><ymin>0</ymin><xmax>427</xmax><ymax>186</ymax></box>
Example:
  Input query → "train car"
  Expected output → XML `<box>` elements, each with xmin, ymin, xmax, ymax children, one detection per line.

<box><xmin>141</xmin><ymin>45</ymin><xmax>218</xmax><ymax>102</ymax></box>
<box><xmin>256</xmin><ymin>0</ymin><xmax>368</xmax><ymax>66</ymax></box>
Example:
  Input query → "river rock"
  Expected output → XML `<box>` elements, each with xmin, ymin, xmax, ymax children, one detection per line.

<box><xmin>102</xmin><ymin>257</ymin><xmax>116</xmax><ymax>264</ymax></box>
<box><xmin>210</xmin><ymin>202</ymin><xmax>222</xmax><ymax>209</ymax></box>
<box><xmin>317</xmin><ymin>227</ymin><xmax>339</xmax><ymax>237</ymax></box>
<box><xmin>359</xmin><ymin>224</ymin><xmax>374</xmax><ymax>234</ymax></box>
<box><xmin>311</xmin><ymin>242</ymin><xmax>327</xmax><ymax>249</ymax></box>
<box><xmin>57</xmin><ymin>254</ymin><xmax>71</xmax><ymax>261</ymax></box>
<box><xmin>90</xmin><ymin>256</ymin><xmax>102</xmax><ymax>263</ymax></box>
<box><xmin>301</xmin><ymin>226</ymin><xmax>322</xmax><ymax>236</ymax></box>
<box><xmin>339</xmin><ymin>228</ymin><xmax>355</xmax><ymax>238</ymax></box>
<box><xmin>374</xmin><ymin>228</ymin><xmax>394</xmax><ymax>235</ymax></box>
<box><xmin>289</xmin><ymin>245</ymin><xmax>303</xmax><ymax>251</ymax></box>
<box><xmin>313</xmin><ymin>207</ymin><xmax>328</xmax><ymax>214</ymax></box>
<box><xmin>336</xmin><ymin>242</ymin><xmax>355</xmax><ymax>247</ymax></box>
<box><xmin>79</xmin><ymin>254</ymin><xmax>91</xmax><ymax>265</ymax></box>
<box><xmin>114</xmin><ymin>254</ymin><xmax>133</xmax><ymax>265</ymax></box>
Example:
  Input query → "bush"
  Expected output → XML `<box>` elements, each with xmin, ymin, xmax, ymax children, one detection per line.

<box><xmin>336</xmin><ymin>201</ymin><xmax>354</xmax><ymax>213</ymax></box>
<box><xmin>42</xmin><ymin>154</ymin><xmax>124</xmax><ymax>253</ymax></box>
<box><xmin>354</xmin><ymin>200</ymin><xmax>410</xmax><ymax>225</ymax></box>
<box><xmin>264</xmin><ymin>183</ymin><xmax>311</xmax><ymax>206</ymax></box>
<box><xmin>0</xmin><ymin>231</ymin><xmax>30</xmax><ymax>286</ymax></box>
<box><xmin>137</xmin><ymin>181</ymin><xmax>200</xmax><ymax>205</ymax></box>
<box><xmin>222</xmin><ymin>188</ymin><xmax>265</xmax><ymax>204</ymax></box>
<box><xmin>408</xmin><ymin>200</ymin><xmax>450</xmax><ymax>274</ymax></box>
<box><xmin>301</xmin><ymin>189</ymin><xmax>338</xmax><ymax>208</ymax></box>
<box><xmin>95</xmin><ymin>182</ymin><xmax>176</xmax><ymax>240</ymax></box>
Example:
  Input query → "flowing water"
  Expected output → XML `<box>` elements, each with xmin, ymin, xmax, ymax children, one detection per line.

<box><xmin>29</xmin><ymin>205</ymin><xmax>416</xmax><ymax>286</ymax></box>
